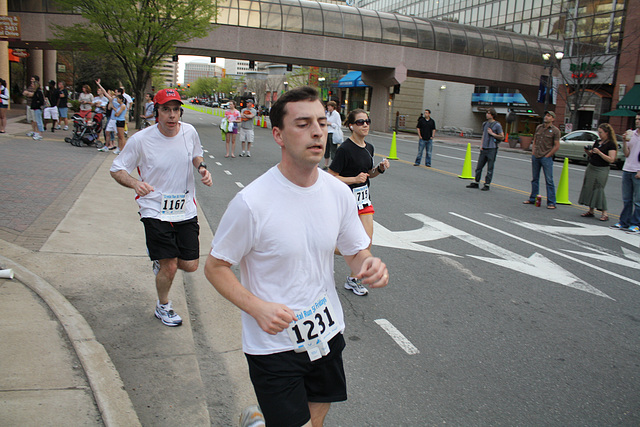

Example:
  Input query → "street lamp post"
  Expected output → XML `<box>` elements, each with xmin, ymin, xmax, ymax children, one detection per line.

<box><xmin>542</xmin><ymin>51</ymin><xmax>564</xmax><ymax>114</ymax></box>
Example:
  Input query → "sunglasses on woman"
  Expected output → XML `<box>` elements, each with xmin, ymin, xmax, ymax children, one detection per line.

<box><xmin>353</xmin><ymin>119</ymin><xmax>371</xmax><ymax>126</ymax></box>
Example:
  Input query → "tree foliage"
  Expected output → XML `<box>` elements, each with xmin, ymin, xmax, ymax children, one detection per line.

<box><xmin>52</xmin><ymin>0</ymin><xmax>218</xmax><ymax>127</ymax></box>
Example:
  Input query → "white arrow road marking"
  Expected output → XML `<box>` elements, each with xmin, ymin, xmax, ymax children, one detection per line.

<box><xmin>563</xmin><ymin>247</ymin><xmax>640</xmax><ymax>270</ymax></box>
<box><xmin>374</xmin><ymin>319</ymin><xmax>420</xmax><ymax>355</ymax></box>
<box><xmin>489</xmin><ymin>215</ymin><xmax>640</xmax><ymax>246</ymax></box>
<box><xmin>373</xmin><ymin>219</ymin><xmax>459</xmax><ymax>256</ymax></box>
<box><xmin>412</xmin><ymin>213</ymin><xmax>613</xmax><ymax>299</ymax></box>
<box><xmin>489</xmin><ymin>213</ymin><xmax>640</xmax><ymax>273</ymax></box>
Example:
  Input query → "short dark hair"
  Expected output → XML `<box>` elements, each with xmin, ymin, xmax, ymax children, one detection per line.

<box><xmin>487</xmin><ymin>107</ymin><xmax>497</xmax><ymax>118</ymax></box>
<box><xmin>270</xmin><ymin>86</ymin><xmax>319</xmax><ymax>129</ymax></box>
<box><xmin>425</xmin><ymin>109</ymin><xmax>431</xmax><ymax>114</ymax></box>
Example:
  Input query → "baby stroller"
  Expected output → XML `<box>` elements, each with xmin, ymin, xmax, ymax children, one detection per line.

<box><xmin>65</xmin><ymin>111</ymin><xmax>104</xmax><ymax>147</ymax></box>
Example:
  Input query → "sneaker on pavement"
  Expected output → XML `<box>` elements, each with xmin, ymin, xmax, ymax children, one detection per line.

<box><xmin>26</xmin><ymin>131</ymin><xmax>34</xmax><ymax>137</ymax></box>
<box><xmin>56</xmin><ymin>125</ymin><xmax>61</xmax><ymax>130</ymax></box>
<box><xmin>481</xmin><ymin>185</ymin><xmax>490</xmax><ymax>191</ymax></box>
<box><xmin>239</xmin><ymin>151</ymin><xmax>246</xmax><ymax>157</ymax></box>
<box><xmin>155</xmin><ymin>301</ymin><xmax>182</xmax><ymax>327</ymax></box>
<box><xmin>466</xmin><ymin>182</ymin><xmax>479</xmax><ymax>189</ymax></box>
<box><xmin>239</xmin><ymin>405</ymin><xmax>265</xmax><ymax>427</ymax></box>
<box><xmin>97</xmin><ymin>146</ymin><xmax>109</xmax><ymax>152</ymax></box>
<box><xmin>32</xmin><ymin>134</ymin><xmax>43</xmax><ymax>140</ymax></box>
<box><xmin>344</xmin><ymin>276</ymin><xmax>368</xmax><ymax>296</ymax></box>
<box><xmin>63</xmin><ymin>125</ymin><xmax>68</xmax><ymax>131</ymax></box>
<box><xmin>246</xmin><ymin>152</ymin><xmax>251</xmax><ymax>157</ymax></box>
<box><xmin>113</xmin><ymin>148</ymin><xmax>121</xmax><ymax>155</ymax></box>
<box><xmin>152</xmin><ymin>260</ymin><xmax>160</xmax><ymax>276</ymax></box>
<box><xmin>610</xmin><ymin>222</ymin><xmax>624</xmax><ymax>230</ymax></box>
<box><xmin>627</xmin><ymin>225</ymin><xmax>639</xmax><ymax>234</ymax></box>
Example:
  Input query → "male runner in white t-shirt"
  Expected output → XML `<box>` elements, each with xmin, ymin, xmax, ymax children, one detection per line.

<box><xmin>205</xmin><ymin>86</ymin><xmax>389</xmax><ymax>426</ymax></box>
<box><xmin>110</xmin><ymin>89</ymin><xmax>212</xmax><ymax>326</ymax></box>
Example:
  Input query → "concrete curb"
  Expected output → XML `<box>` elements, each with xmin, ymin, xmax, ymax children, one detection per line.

<box><xmin>0</xmin><ymin>252</ymin><xmax>141</xmax><ymax>427</ymax></box>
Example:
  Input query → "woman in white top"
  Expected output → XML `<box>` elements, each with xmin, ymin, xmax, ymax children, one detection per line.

<box><xmin>78</xmin><ymin>84</ymin><xmax>94</xmax><ymax>116</ymax></box>
<box><xmin>322</xmin><ymin>100</ymin><xmax>343</xmax><ymax>169</ymax></box>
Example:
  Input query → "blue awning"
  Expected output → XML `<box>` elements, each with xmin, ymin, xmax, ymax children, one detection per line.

<box><xmin>337</xmin><ymin>71</ymin><xmax>368</xmax><ymax>88</ymax></box>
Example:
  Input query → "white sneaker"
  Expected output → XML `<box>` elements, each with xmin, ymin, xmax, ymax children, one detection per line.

<box><xmin>155</xmin><ymin>301</ymin><xmax>182</xmax><ymax>326</ymax></box>
<box><xmin>56</xmin><ymin>125</ymin><xmax>61</xmax><ymax>130</ymax></box>
<box><xmin>26</xmin><ymin>131</ymin><xmax>34</xmax><ymax>137</ymax></box>
<box><xmin>63</xmin><ymin>125</ymin><xmax>68</xmax><ymax>131</ymax></box>
<box><xmin>344</xmin><ymin>276</ymin><xmax>368</xmax><ymax>296</ymax></box>
<box><xmin>246</xmin><ymin>151</ymin><xmax>251</xmax><ymax>157</ymax></box>
<box><xmin>97</xmin><ymin>146</ymin><xmax>109</xmax><ymax>152</ymax></box>
<box><xmin>239</xmin><ymin>405</ymin><xmax>265</xmax><ymax>427</ymax></box>
<box><xmin>113</xmin><ymin>148</ymin><xmax>121</xmax><ymax>155</ymax></box>
<box><xmin>32</xmin><ymin>134</ymin><xmax>43</xmax><ymax>141</ymax></box>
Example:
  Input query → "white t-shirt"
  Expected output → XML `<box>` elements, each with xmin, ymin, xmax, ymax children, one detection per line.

<box><xmin>211</xmin><ymin>166</ymin><xmax>370</xmax><ymax>355</ymax></box>
<box><xmin>110</xmin><ymin>123</ymin><xmax>203</xmax><ymax>220</ymax></box>
<box><xmin>623</xmin><ymin>130</ymin><xmax>640</xmax><ymax>173</ymax></box>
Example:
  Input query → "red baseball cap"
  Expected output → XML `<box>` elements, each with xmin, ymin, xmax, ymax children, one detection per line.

<box><xmin>153</xmin><ymin>89</ymin><xmax>183</xmax><ymax>106</ymax></box>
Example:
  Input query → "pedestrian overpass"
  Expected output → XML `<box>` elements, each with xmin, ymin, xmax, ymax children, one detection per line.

<box><xmin>13</xmin><ymin>0</ymin><xmax>564</xmax><ymax>131</ymax></box>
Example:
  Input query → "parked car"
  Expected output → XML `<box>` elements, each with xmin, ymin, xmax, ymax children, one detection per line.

<box><xmin>554</xmin><ymin>130</ymin><xmax>625</xmax><ymax>169</ymax></box>
<box><xmin>221</xmin><ymin>102</ymin><xmax>231</xmax><ymax>109</ymax></box>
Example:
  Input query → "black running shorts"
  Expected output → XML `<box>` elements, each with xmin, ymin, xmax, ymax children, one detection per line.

<box><xmin>141</xmin><ymin>216</ymin><xmax>199</xmax><ymax>261</ymax></box>
<box><xmin>245</xmin><ymin>334</ymin><xmax>347</xmax><ymax>427</ymax></box>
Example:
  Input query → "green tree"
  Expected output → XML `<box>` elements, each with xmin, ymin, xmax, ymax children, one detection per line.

<box><xmin>52</xmin><ymin>0</ymin><xmax>218</xmax><ymax>127</ymax></box>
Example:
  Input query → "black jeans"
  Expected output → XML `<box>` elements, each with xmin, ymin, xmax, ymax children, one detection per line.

<box><xmin>475</xmin><ymin>147</ymin><xmax>498</xmax><ymax>185</ymax></box>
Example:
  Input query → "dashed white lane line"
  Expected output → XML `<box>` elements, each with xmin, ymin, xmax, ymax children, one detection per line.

<box><xmin>215</xmin><ymin>162</ymin><xmax>222</xmax><ymax>166</ymax></box>
<box><xmin>208</xmin><ymin>155</ymin><xmax>214</xmax><ymax>159</ymax></box>
<box><xmin>235</xmin><ymin>182</ymin><xmax>244</xmax><ymax>188</ymax></box>
<box><xmin>224</xmin><ymin>170</ymin><xmax>232</xmax><ymax>175</ymax></box>
<box><xmin>374</xmin><ymin>319</ymin><xmax>420</xmax><ymax>355</ymax></box>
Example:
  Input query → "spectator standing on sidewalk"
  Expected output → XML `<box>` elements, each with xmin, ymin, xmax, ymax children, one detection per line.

<box><xmin>26</xmin><ymin>80</ymin><xmax>45</xmax><ymax>141</ymax></box>
<box><xmin>414</xmin><ymin>109</ymin><xmax>436</xmax><ymax>167</ymax></box>
<box><xmin>611</xmin><ymin>113</ymin><xmax>640</xmax><ymax>234</ymax></box>
<box><xmin>466</xmin><ymin>108</ymin><xmax>504</xmax><ymax>191</ymax></box>
<box><xmin>0</xmin><ymin>78</ymin><xmax>9</xmax><ymax>133</ymax></box>
<box><xmin>522</xmin><ymin>111</ymin><xmax>561</xmax><ymax>208</ymax></box>
<box><xmin>43</xmin><ymin>80</ymin><xmax>59</xmax><ymax>132</ymax></box>
<box><xmin>239</xmin><ymin>100</ymin><xmax>256</xmax><ymax>157</ymax></box>
<box><xmin>78</xmin><ymin>85</ymin><xmax>94</xmax><ymax>117</ymax></box>
<box><xmin>110</xmin><ymin>88</ymin><xmax>212</xmax><ymax>327</ymax></box>
<box><xmin>205</xmin><ymin>86</ymin><xmax>388</xmax><ymax>426</ymax></box>
<box><xmin>23</xmin><ymin>75</ymin><xmax>39</xmax><ymax>127</ymax></box>
<box><xmin>55</xmin><ymin>81</ymin><xmax>70</xmax><ymax>130</ymax></box>
<box><xmin>140</xmin><ymin>93</ymin><xmax>155</xmax><ymax>127</ymax></box>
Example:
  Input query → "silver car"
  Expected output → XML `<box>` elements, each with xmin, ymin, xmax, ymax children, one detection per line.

<box><xmin>554</xmin><ymin>130</ymin><xmax>625</xmax><ymax>169</ymax></box>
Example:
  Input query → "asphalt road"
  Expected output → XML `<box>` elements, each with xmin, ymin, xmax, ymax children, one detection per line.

<box><xmin>184</xmin><ymin>108</ymin><xmax>640</xmax><ymax>426</ymax></box>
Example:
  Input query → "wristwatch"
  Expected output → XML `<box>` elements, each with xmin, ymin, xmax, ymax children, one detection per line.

<box><xmin>197</xmin><ymin>162</ymin><xmax>207</xmax><ymax>171</ymax></box>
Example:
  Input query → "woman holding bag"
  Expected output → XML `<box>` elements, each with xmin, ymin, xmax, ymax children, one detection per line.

<box><xmin>322</xmin><ymin>100</ymin><xmax>343</xmax><ymax>170</ymax></box>
<box><xmin>578</xmin><ymin>123</ymin><xmax>618</xmax><ymax>221</ymax></box>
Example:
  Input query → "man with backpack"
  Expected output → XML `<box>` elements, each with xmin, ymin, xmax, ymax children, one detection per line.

<box><xmin>466</xmin><ymin>107</ymin><xmax>504</xmax><ymax>191</ymax></box>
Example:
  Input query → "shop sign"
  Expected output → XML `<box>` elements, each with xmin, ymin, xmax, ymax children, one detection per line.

<box><xmin>0</xmin><ymin>16</ymin><xmax>20</xmax><ymax>40</ymax></box>
<box><xmin>12</xmin><ymin>48</ymin><xmax>29</xmax><ymax>58</ymax></box>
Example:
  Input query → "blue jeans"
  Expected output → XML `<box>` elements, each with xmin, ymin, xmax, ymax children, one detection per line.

<box><xmin>620</xmin><ymin>171</ymin><xmax>640</xmax><ymax>227</ymax></box>
<box><xmin>34</xmin><ymin>109</ymin><xmax>44</xmax><ymax>132</ymax></box>
<box><xmin>415</xmin><ymin>138</ymin><xmax>433</xmax><ymax>166</ymax></box>
<box><xmin>529</xmin><ymin>156</ymin><xmax>556</xmax><ymax>206</ymax></box>
<box><xmin>474</xmin><ymin>147</ymin><xmax>498</xmax><ymax>185</ymax></box>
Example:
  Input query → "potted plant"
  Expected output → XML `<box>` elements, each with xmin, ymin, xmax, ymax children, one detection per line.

<box><xmin>508</xmin><ymin>132</ymin><xmax>519</xmax><ymax>148</ymax></box>
<box><xmin>519</xmin><ymin>120</ymin><xmax>533</xmax><ymax>150</ymax></box>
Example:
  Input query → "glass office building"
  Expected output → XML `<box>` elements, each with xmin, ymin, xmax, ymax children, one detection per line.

<box><xmin>351</xmin><ymin>0</ymin><xmax>634</xmax><ymax>132</ymax></box>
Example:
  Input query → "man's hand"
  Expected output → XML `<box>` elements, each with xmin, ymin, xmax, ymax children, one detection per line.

<box><xmin>133</xmin><ymin>181</ymin><xmax>154</xmax><ymax>197</ymax></box>
<box><xmin>200</xmin><ymin>168</ymin><xmax>212</xmax><ymax>186</ymax></box>
<box><xmin>252</xmin><ymin>301</ymin><xmax>296</xmax><ymax>335</ymax></box>
<box><xmin>354</xmin><ymin>256</ymin><xmax>388</xmax><ymax>289</ymax></box>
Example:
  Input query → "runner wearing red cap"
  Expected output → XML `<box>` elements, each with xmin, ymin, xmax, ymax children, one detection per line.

<box><xmin>110</xmin><ymin>88</ymin><xmax>213</xmax><ymax>326</ymax></box>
